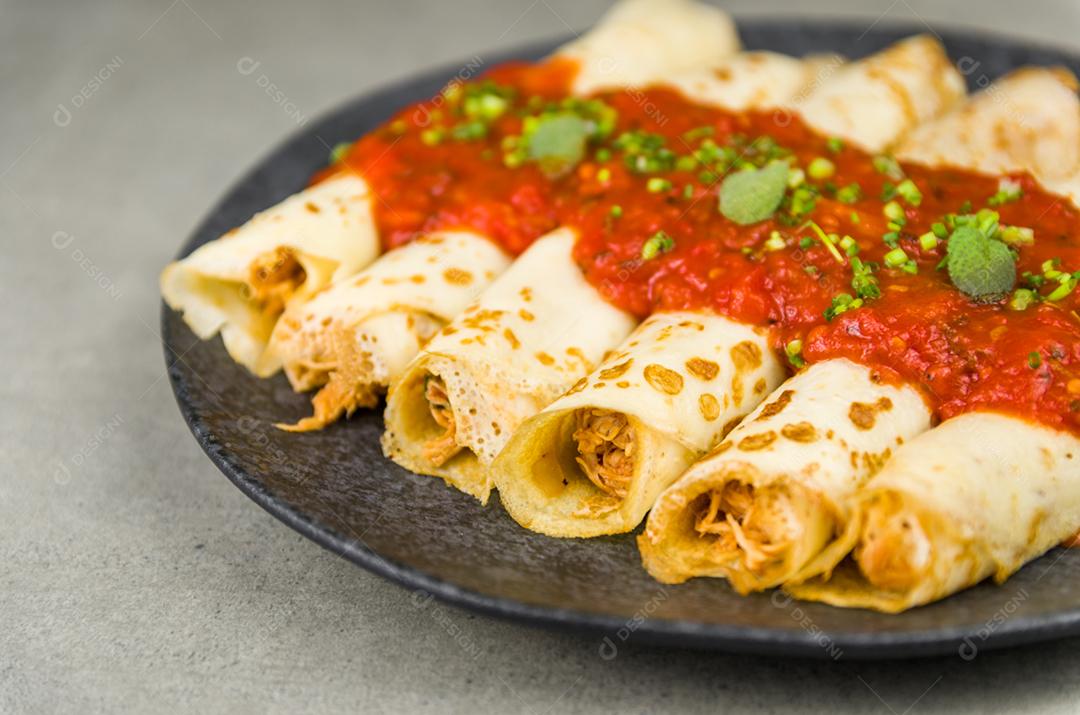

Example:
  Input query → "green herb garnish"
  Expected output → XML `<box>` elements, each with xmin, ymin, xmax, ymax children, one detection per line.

<box><xmin>718</xmin><ymin>161</ymin><xmax>789</xmax><ymax>225</ymax></box>
<box><xmin>946</xmin><ymin>225</ymin><xmax>1017</xmax><ymax>300</ymax></box>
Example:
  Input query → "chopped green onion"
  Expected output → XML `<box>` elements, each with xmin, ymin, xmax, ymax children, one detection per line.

<box><xmin>1047</xmin><ymin>276</ymin><xmax>1077</xmax><ymax>302</ymax></box>
<box><xmin>463</xmin><ymin>91</ymin><xmax>509</xmax><ymax>121</ymax></box>
<box><xmin>807</xmin><ymin>157</ymin><xmax>835</xmax><ymax>180</ymax></box>
<box><xmin>988</xmin><ymin>177</ymin><xmax>1023</xmax><ymax>206</ymax></box>
<box><xmin>647</xmin><ymin>177</ymin><xmax>672</xmax><ymax>193</ymax></box>
<box><xmin>826</xmin><ymin>137</ymin><xmax>845</xmax><ymax>154</ymax></box>
<box><xmin>836</xmin><ymin>183</ymin><xmax>862</xmax><ymax>204</ymax></box>
<box><xmin>799</xmin><ymin>236</ymin><xmax>815</xmax><ymax>250</ymax></box>
<box><xmin>824</xmin><ymin>293</ymin><xmax>863</xmax><ymax>321</ymax></box>
<box><xmin>808</xmin><ymin>221</ymin><xmax>845</xmax><ymax>264</ymax></box>
<box><xmin>682</xmin><ymin>126</ymin><xmax>715</xmax><ymax>142</ymax></box>
<box><xmin>1000</xmin><ymin>225</ymin><xmax>1035</xmax><ymax>246</ymax></box>
<box><xmin>839</xmin><ymin>235</ymin><xmax>859</xmax><ymax>256</ymax></box>
<box><xmin>932</xmin><ymin>222</ymin><xmax>948</xmax><ymax>239</ymax></box>
<box><xmin>872</xmin><ymin>155</ymin><xmax>904</xmax><ymax>181</ymax></box>
<box><xmin>764</xmin><ymin>231</ymin><xmax>786</xmax><ymax>252</ymax></box>
<box><xmin>785</xmin><ymin>339</ymin><xmax>806</xmax><ymax>368</ymax></box>
<box><xmin>918</xmin><ymin>232</ymin><xmax>939</xmax><ymax>251</ymax></box>
<box><xmin>850</xmin><ymin>256</ymin><xmax>881</xmax><ymax>299</ymax></box>
<box><xmin>884</xmin><ymin>247</ymin><xmax>909</xmax><ymax>268</ymax></box>
<box><xmin>675</xmin><ymin>155</ymin><xmax>698</xmax><ymax>172</ymax></box>
<box><xmin>420</xmin><ymin>128</ymin><xmax>444</xmax><ymax>146</ymax></box>
<box><xmin>895</xmin><ymin>179</ymin><xmax>923</xmax><ymax>206</ymax></box>
<box><xmin>682</xmin><ymin>184</ymin><xmax>695</xmax><ymax>200</ymax></box>
<box><xmin>1009</xmin><ymin>288</ymin><xmax>1037</xmax><ymax>310</ymax></box>
<box><xmin>641</xmin><ymin>230</ymin><xmax>675</xmax><ymax>260</ymax></box>
<box><xmin>1028</xmin><ymin>351</ymin><xmax>1042</xmax><ymax>369</ymax></box>
<box><xmin>329</xmin><ymin>142</ymin><xmax>351</xmax><ymax>164</ymax></box>
<box><xmin>883</xmin><ymin>201</ymin><xmax>905</xmax><ymax>223</ymax></box>
<box><xmin>609</xmin><ymin>204</ymin><xmax>623</xmax><ymax>218</ymax></box>
<box><xmin>787</xmin><ymin>167</ymin><xmax>806</xmax><ymax>188</ymax></box>
<box><xmin>595</xmin><ymin>148</ymin><xmax>612</xmax><ymax>162</ymax></box>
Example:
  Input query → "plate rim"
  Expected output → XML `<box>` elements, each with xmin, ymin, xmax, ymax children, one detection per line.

<box><xmin>164</xmin><ymin>18</ymin><xmax>1080</xmax><ymax>659</ymax></box>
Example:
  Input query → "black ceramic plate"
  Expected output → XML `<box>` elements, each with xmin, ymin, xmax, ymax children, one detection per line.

<box><xmin>165</xmin><ymin>20</ymin><xmax>1080</xmax><ymax>659</ymax></box>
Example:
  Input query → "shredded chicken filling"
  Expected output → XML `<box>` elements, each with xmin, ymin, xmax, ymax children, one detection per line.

<box><xmin>248</xmin><ymin>247</ymin><xmax>306</xmax><ymax>315</ymax></box>
<box><xmin>573</xmin><ymin>409</ymin><xmax>636</xmax><ymax>499</ymax></box>
<box><xmin>693</xmin><ymin>482</ymin><xmax>798</xmax><ymax>573</ymax></box>
<box><xmin>422</xmin><ymin>376</ymin><xmax>463</xmax><ymax>466</ymax></box>
<box><xmin>279</xmin><ymin>329</ymin><xmax>381</xmax><ymax>432</ymax></box>
<box><xmin>855</xmin><ymin>506</ymin><xmax>931</xmax><ymax>592</ymax></box>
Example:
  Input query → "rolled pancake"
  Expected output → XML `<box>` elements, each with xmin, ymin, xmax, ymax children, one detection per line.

<box><xmin>381</xmin><ymin>228</ymin><xmax>636</xmax><ymax>503</ymax></box>
<box><xmin>488</xmin><ymin>52</ymin><xmax>857</xmax><ymax>538</ymax></box>
<box><xmin>896</xmin><ymin>67</ymin><xmax>1080</xmax><ymax>184</ymax></box>
<box><xmin>162</xmin><ymin>0</ymin><xmax>736</xmax><ymax>376</ymax></box>
<box><xmin>268</xmin><ymin>231</ymin><xmax>512</xmax><ymax>431</ymax></box>
<box><xmin>664</xmin><ymin>52</ymin><xmax>844</xmax><ymax>110</ymax></box>
<box><xmin>493</xmin><ymin>312</ymin><xmax>784</xmax><ymax>537</ymax></box>
<box><xmin>160</xmin><ymin>175</ymin><xmax>378</xmax><ymax>373</ymax></box>
<box><xmin>795</xmin><ymin>35</ymin><xmax>965</xmax><ymax>152</ymax></box>
<box><xmin>786</xmin><ymin>413</ymin><xmax>1080</xmax><ymax>612</ymax></box>
<box><xmin>639</xmin><ymin>359</ymin><xmax>931</xmax><ymax>591</ymax></box>
<box><xmin>639</xmin><ymin>67</ymin><xmax>1079</xmax><ymax>594</ymax></box>
<box><xmin>556</xmin><ymin>0</ymin><xmax>739</xmax><ymax>94</ymax></box>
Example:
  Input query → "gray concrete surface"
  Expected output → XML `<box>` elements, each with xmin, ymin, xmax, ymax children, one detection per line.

<box><xmin>6</xmin><ymin>0</ymin><xmax>1080</xmax><ymax>712</ymax></box>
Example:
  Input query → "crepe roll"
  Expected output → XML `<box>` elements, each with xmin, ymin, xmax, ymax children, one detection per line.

<box><xmin>786</xmin><ymin>413</ymin><xmax>1080</xmax><ymax>612</ymax></box>
<box><xmin>665</xmin><ymin>52</ymin><xmax>844</xmax><ymax>110</ymax></box>
<box><xmin>796</xmin><ymin>35</ymin><xmax>965</xmax><ymax>152</ymax></box>
<box><xmin>161</xmin><ymin>175</ymin><xmax>378</xmax><ymax>373</ymax></box>
<box><xmin>381</xmin><ymin>228</ymin><xmax>636</xmax><ymax>503</ymax></box>
<box><xmin>556</xmin><ymin>0</ymin><xmax>740</xmax><ymax>95</ymax></box>
<box><xmin>897</xmin><ymin>67</ymin><xmax>1080</xmax><ymax>183</ymax></box>
<box><xmin>639</xmin><ymin>359</ymin><xmax>931</xmax><ymax>592</ymax></box>
<box><xmin>268</xmin><ymin>231</ymin><xmax>512</xmax><ymax>431</ymax></box>
<box><xmin>493</xmin><ymin>312</ymin><xmax>784</xmax><ymax>537</ymax></box>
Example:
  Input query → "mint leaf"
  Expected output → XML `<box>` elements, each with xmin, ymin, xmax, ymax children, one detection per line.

<box><xmin>946</xmin><ymin>225</ymin><xmax>1016</xmax><ymax>301</ymax></box>
<box><xmin>526</xmin><ymin>114</ymin><xmax>587</xmax><ymax>177</ymax></box>
<box><xmin>719</xmin><ymin>162</ymin><xmax>789</xmax><ymax>225</ymax></box>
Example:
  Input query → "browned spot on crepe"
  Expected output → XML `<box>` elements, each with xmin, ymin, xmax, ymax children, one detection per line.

<box><xmin>599</xmin><ymin>359</ymin><xmax>633</xmax><ymax>380</ymax></box>
<box><xmin>781</xmin><ymin>421</ymin><xmax>818</xmax><ymax>443</ymax></box>
<box><xmin>730</xmin><ymin>341</ymin><xmax>763</xmax><ymax>374</ymax></box>
<box><xmin>443</xmin><ymin>267</ymin><xmax>473</xmax><ymax>285</ymax></box>
<box><xmin>721</xmin><ymin>416</ymin><xmax>742</xmax><ymax>438</ymax></box>
<box><xmin>699</xmin><ymin>393</ymin><xmax>720</xmax><ymax>421</ymax></box>
<box><xmin>756</xmin><ymin>390</ymin><xmax>795</xmax><ymax>421</ymax></box>
<box><xmin>707</xmin><ymin>440</ymin><xmax>734</xmax><ymax>458</ymax></box>
<box><xmin>644</xmin><ymin>364</ymin><xmax>684</xmax><ymax>395</ymax></box>
<box><xmin>566</xmin><ymin>377</ymin><xmax>588</xmax><ymax>396</ymax></box>
<box><xmin>685</xmin><ymin>357</ymin><xmax>719</xmax><ymax>381</ymax></box>
<box><xmin>738</xmin><ymin>431</ymin><xmax>777</xmax><ymax>451</ymax></box>
<box><xmin>849</xmin><ymin>397</ymin><xmax>894</xmax><ymax>430</ymax></box>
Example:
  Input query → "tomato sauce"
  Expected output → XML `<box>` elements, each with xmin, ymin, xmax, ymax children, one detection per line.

<box><xmin>318</xmin><ymin>60</ymin><xmax>1080</xmax><ymax>435</ymax></box>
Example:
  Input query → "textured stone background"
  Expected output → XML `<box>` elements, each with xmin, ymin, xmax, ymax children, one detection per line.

<box><xmin>6</xmin><ymin>0</ymin><xmax>1080</xmax><ymax>712</ymax></box>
